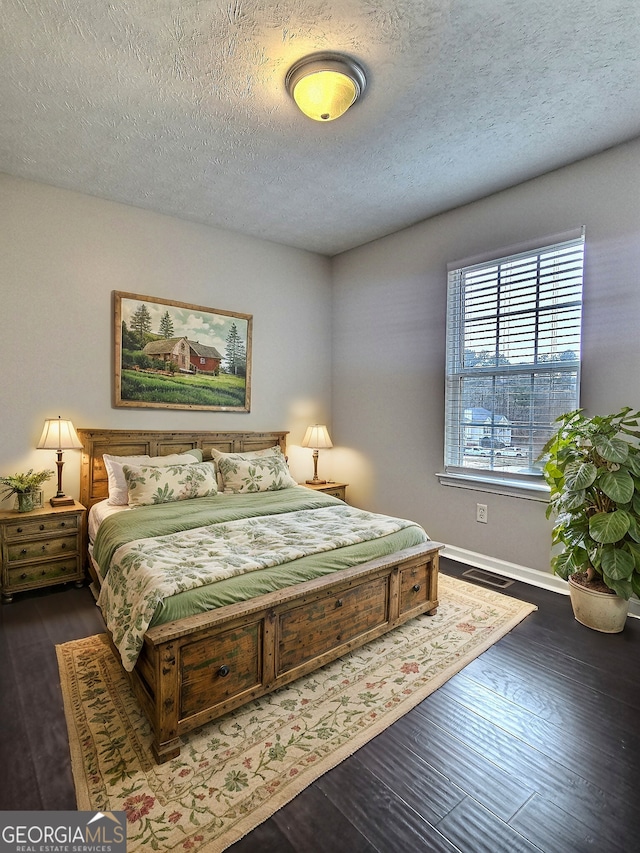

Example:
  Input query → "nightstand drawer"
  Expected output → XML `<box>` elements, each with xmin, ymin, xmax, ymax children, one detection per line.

<box><xmin>8</xmin><ymin>557</ymin><xmax>82</xmax><ymax>589</ymax></box>
<box><xmin>301</xmin><ymin>482</ymin><xmax>348</xmax><ymax>501</ymax></box>
<box><xmin>322</xmin><ymin>486</ymin><xmax>346</xmax><ymax>500</ymax></box>
<box><xmin>7</xmin><ymin>533</ymin><xmax>79</xmax><ymax>564</ymax></box>
<box><xmin>4</xmin><ymin>515</ymin><xmax>79</xmax><ymax>539</ymax></box>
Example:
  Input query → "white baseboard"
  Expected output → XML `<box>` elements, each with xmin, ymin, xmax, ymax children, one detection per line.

<box><xmin>442</xmin><ymin>544</ymin><xmax>640</xmax><ymax>620</ymax></box>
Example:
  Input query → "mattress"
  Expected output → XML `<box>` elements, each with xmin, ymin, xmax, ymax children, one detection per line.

<box><xmin>88</xmin><ymin>499</ymin><xmax>128</xmax><ymax>544</ymax></box>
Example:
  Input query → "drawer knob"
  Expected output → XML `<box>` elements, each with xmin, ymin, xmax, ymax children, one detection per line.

<box><xmin>16</xmin><ymin>527</ymin><xmax>23</xmax><ymax>533</ymax></box>
<box><xmin>218</xmin><ymin>665</ymin><xmax>230</xmax><ymax>678</ymax></box>
<box><xmin>20</xmin><ymin>573</ymin><xmax>27</xmax><ymax>579</ymax></box>
<box><xmin>61</xmin><ymin>522</ymin><xmax>66</xmax><ymax>527</ymax></box>
<box><xmin>412</xmin><ymin>584</ymin><xmax>421</xmax><ymax>593</ymax></box>
<box><xmin>39</xmin><ymin>524</ymin><xmax>45</xmax><ymax>531</ymax></box>
<box><xmin>21</xmin><ymin>548</ymin><xmax>27</xmax><ymax>555</ymax></box>
<box><xmin>335</xmin><ymin>598</ymin><xmax>343</xmax><ymax>608</ymax></box>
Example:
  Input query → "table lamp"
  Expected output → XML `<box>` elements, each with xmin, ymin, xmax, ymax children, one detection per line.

<box><xmin>37</xmin><ymin>416</ymin><xmax>83</xmax><ymax>506</ymax></box>
<box><xmin>301</xmin><ymin>424</ymin><xmax>333</xmax><ymax>484</ymax></box>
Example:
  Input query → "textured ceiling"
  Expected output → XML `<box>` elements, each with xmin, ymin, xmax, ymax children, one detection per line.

<box><xmin>1</xmin><ymin>0</ymin><xmax>639</xmax><ymax>255</ymax></box>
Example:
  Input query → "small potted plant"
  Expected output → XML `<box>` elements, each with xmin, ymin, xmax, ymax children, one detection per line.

<box><xmin>0</xmin><ymin>469</ymin><xmax>54</xmax><ymax>512</ymax></box>
<box><xmin>540</xmin><ymin>407</ymin><xmax>640</xmax><ymax>632</ymax></box>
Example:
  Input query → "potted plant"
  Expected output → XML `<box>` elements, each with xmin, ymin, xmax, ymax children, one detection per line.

<box><xmin>540</xmin><ymin>407</ymin><xmax>640</xmax><ymax>632</ymax></box>
<box><xmin>0</xmin><ymin>469</ymin><xmax>54</xmax><ymax>512</ymax></box>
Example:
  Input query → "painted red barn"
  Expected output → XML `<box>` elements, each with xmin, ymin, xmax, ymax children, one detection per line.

<box><xmin>143</xmin><ymin>337</ymin><xmax>222</xmax><ymax>374</ymax></box>
<box><xmin>187</xmin><ymin>340</ymin><xmax>222</xmax><ymax>374</ymax></box>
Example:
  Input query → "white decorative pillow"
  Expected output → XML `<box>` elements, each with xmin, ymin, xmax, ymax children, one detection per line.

<box><xmin>210</xmin><ymin>446</ymin><xmax>280</xmax><ymax>461</ymax></box>
<box><xmin>210</xmin><ymin>446</ymin><xmax>282</xmax><ymax>489</ymax></box>
<box><xmin>217</xmin><ymin>452</ymin><xmax>297</xmax><ymax>494</ymax></box>
<box><xmin>151</xmin><ymin>449</ymin><xmax>203</xmax><ymax>464</ymax></box>
<box><xmin>123</xmin><ymin>461</ymin><xmax>218</xmax><ymax>507</ymax></box>
<box><xmin>104</xmin><ymin>451</ymin><xmax>202</xmax><ymax>506</ymax></box>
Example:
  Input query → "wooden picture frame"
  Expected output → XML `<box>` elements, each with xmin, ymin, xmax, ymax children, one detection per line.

<box><xmin>114</xmin><ymin>291</ymin><xmax>252</xmax><ymax>412</ymax></box>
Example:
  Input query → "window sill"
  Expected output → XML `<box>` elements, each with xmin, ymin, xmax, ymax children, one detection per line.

<box><xmin>436</xmin><ymin>470</ymin><xmax>550</xmax><ymax>501</ymax></box>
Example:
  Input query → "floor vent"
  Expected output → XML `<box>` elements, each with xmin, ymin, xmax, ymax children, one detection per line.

<box><xmin>461</xmin><ymin>568</ymin><xmax>514</xmax><ymax>589</ymax></box>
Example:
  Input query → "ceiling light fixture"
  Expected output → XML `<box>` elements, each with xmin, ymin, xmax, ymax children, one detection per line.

<box><xmin>286</xmin><ymin>52</ymin><xmax>367</xmax><ymax>122</ymax></box>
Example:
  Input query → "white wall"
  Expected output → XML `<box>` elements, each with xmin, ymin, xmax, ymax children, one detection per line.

<box><xmin>0</xmin><ymin>175</ymin><xmax>332</xmax><ymax>506</ymax></box>
<box><xmin>331</xmin><ymin>138</ymin><xmax>640</xmax><ymax>577</ymax></box>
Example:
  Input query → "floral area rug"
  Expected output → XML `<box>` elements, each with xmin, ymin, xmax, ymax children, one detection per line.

<box><xmin>56</xmin><ymin>573</ymin><xmax>536</xmax><ymax>853</ymax></box>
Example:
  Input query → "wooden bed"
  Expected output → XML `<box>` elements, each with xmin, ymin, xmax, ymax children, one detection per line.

<box><xmin>78</xmin><ymin>428</ymin><xmax>442</xmax><ymax>763</ymax></box>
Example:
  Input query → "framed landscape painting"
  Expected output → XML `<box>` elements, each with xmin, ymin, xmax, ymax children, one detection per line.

<box><xmin>114</xmin><ymin>291</ymin><xmax>252</xmax><ymax>411</ymax></box>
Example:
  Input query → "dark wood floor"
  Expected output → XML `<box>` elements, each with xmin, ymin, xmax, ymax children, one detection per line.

<box><xmin>1</xmin><ymin>557</ymin><xmax>638</xmax><ymax>852</ymax></box>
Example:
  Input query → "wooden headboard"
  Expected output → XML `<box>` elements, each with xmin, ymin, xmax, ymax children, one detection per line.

<box><xmin>77</xmin><ymin>429</ymin><xmax>288</xmax><ymax>509</ymax></box>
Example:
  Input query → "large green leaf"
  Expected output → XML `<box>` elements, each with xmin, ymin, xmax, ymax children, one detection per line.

<box><xmin>601</xmin><ymin>545</ymin><xmax>635</xmax><ymax>580</ymax></box>
<box><xmin>589</xmin><ymin>510</ymin><xmax>631</xmax><ymax>544</ymax></box>
<box><xmin>551</xmin><ymin>548</ymin><xmax>588</xmax><ymax>579</ymax></box>
<box><xmin>598</xmin><ymin>468</ymin><xmax>635</xmax><ymax>504</ymax></box>
<box><xmin>552</xmin><ymin>514</ymin><xmax>588</xmax><ymax>547</ymax></box>
<box><xmin>626</xmin><ymin>514</ymin><xmax>640</xmax><ymax>543</ymax></box>
<box><xmin>594</xmin><ymin>436</ymin><xmax>629</xmax><ymax>463</ymax></box>
<box><xmin>626</xmin><ymin>452</ymin><xmax>640</xmax><ymax>477</ymax></box>
<box><xmin>564</xmin><ymin>461</ymin><xmax>597</xmax><ymax>491</ymax></box>
<box><xmin>562</xmin><ymin>489</ymin><xmax>586</xmax><ymax>511</ymax></box>
<box><xmin>602</xmin><ymin>575</ymin><xmax>634</xmax><ymax>600</ymax></box>
<box><xmin>624</xmin><ymin>539</ymin><xmax>640</xmax><ymax>568</ymax></box>
<box><xmin>587</xmin><ymin>542</ymin><xmax>602</xmax><ymax>569</ymax></box>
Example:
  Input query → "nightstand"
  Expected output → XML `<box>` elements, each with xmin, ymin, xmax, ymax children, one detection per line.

<box><xmin>0</xmin><ymin>501</ymin><xmax>86</xmax><ymax>603</ymax></box>
<box><xmin>301</xmin><ymin>482</ymin><xmax>348</xmax><ymax>501</ymax></box>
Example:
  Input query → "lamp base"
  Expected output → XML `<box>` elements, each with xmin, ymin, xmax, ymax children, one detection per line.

<box><xmin>306</xmin><ymin>478</ymin><xmax>327</xmax><ymax>484</ymax></box>
<box><xmin>50</xmin><ymin>495</ymin><xmax>75</xmax><ymax>507</ymax></box>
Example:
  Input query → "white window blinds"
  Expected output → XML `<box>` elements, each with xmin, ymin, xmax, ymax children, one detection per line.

<box><xmin>444</xmin><ymin>229</ymin><xmax>584</xmax><ymax>482</ymax></box>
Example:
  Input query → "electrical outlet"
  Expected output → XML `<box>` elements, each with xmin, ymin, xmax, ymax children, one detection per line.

<box><xmin>476</xmin><ymin>503</ymin><xmax>488</xmax><ymax>523</ymax></box>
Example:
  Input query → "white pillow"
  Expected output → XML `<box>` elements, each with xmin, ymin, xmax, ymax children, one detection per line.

<box><xmin>210</xmin><ymin>446</ymin><xmax>280</xmax><ymax>460</ymax></box>
<box><xmin>123</xmin><ymin>461</ymin><xmax>218</xmax><ymax>507</ymax></box>
<box><xmin>152</xmin><ymin>450</ymin><xmax>203</xmax><ymax>464</ymax></box>
<box><xmin>217</xmin><ymin>452</ymin><xmax>297</xmax><ymax>494</ymax></box>
<box><xmin>103</xmin><ymin>451</ymin><xmax>202</xmax><ymax>506</ymax></box>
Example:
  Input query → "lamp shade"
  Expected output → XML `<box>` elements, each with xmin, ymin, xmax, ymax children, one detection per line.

<box><xmin>301</xmin><ymin>424</ymin><xmax>333</xmax><ymax>449</ymax></box>
<box><xmin>37</xmin><ymin>417</ymin><xmax>82</xmax><ymax>451</ymax></box>
<box><xmin>286</xmin><ymin>53</ymin><xmax>366</xmax><ymax>122</ymax></box>
<box><xmin>292</xmin><ymin>70</ymin><xmax>356</xmax><ymax>121</ymax></box>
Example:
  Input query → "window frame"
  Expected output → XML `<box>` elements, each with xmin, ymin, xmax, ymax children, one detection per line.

<box><xmin>438</xmin><ymin>228</ymin><xmax>585</xmax><ymax>499</ymax></box>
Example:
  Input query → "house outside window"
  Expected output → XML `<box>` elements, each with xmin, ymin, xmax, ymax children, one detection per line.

<box><xmin>442</xmin><ymin>228</ymin><xmax>584</xmax><ymax>495</ymax></box>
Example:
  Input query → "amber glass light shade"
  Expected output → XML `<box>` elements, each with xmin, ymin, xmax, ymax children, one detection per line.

<box><xmin>286</xmin><ymin>53</ymin><xmax>366</xmax><ymax>122</ymax></box>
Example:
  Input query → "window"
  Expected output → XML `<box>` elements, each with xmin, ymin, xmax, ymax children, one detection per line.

<box><xmin>443</xmin><ymin>229</ymin><xmax>584</xmax><ymax>493</ymax></box>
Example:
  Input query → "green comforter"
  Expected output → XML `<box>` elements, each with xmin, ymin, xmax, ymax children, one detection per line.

<box><xmin>93</xmin><ymin>486</ymin><xmax>429</xmax><ymax>670</ymax></box>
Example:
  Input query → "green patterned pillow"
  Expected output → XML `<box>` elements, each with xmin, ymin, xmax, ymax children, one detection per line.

<box><xmin>123</xmin><ymin>461</ymin><xmax>218</xmax><ymax>506</ymax></box>
<box><xmin>104</xmin><ymin>450</ymin><xmax>203</xmax><ymax>505</ymax></box>
<box><xmin>217</xmin><ymin>452</ymin><xmax>297</xmax><ymax>494</ymax></box>
<box><xmin>210</xmin><ymin>446</ymin><xmax>281</xmax><ymax>490</ymax></box>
